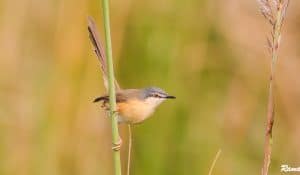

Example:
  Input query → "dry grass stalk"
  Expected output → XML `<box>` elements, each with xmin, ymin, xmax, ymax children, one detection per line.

<box><xmin>257</xmin><ymin>0</ymin><xmax>290</xmax><ymax>175</ymax></box>
<box><xmin>208</xmin><ymin>149</ymin><xmax>222</xmax><ymax>175</ymax></box>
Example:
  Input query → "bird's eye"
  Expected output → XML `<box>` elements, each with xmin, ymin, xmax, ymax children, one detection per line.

<box><xmin>154</xmin><ymin>94</ymin><xmax>160</xmax><ymax>98</ymax></box>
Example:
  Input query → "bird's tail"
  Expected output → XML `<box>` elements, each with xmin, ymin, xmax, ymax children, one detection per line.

<box><xmin>87</xmin><ymin>16</ymin><xmax>120</xmax><ymax>91</ymax></box>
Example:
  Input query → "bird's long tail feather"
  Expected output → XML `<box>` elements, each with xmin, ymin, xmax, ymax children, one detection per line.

<box><xmin>87</xmin><ymin>16</ymin><xmax>120</xmax><ymax>91</ymax></box>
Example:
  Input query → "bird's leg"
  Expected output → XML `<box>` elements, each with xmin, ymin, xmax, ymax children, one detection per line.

<box><xmin>112</xmin><ymin>136</ymin><xmax>122</xmax><ymax>151</ymax></box>
<box><xmin>102</xmin><ymin>101</ymin><xmax>118</xmax><ymax>115</ymax></box>
<box><xmin>102</xmin><ymin>101</ymin><xmax>110</xmax><ymax>111</ymax></box>
<box><xmin>101</xmin><ymin>101</ymin><xmax>106</xmax><ymax>108</ymax></box>
<box><xmin>112</xmin><ymin>110</ymin><xmax>118</xmax><ymax>115</ymax></box>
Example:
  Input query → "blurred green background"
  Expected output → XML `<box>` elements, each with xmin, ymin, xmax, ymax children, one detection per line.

<box><xmin>1</xmin><ymin>0</ymin><xmax>300</xmax><ymax>175</ymax></box>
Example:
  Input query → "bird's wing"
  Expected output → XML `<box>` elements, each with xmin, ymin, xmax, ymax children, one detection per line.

<box><xmin>87</xmin><ymin>16</ymin><xmax>121</xmax><ymax>91</ymax></box>
<box><xmin>93</xmin><ymin>92</ymin><xmax>127</xmax><ymax>103</ymax></box>
<box><xmin>93</xmin><ymin>96</ymin><xmax>109</xmax><ymax>103</ymax></box>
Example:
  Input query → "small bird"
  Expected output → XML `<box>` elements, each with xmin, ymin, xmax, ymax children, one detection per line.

<box><xmin>93</xmin><ymin>87</ymin><xmax>175</xmax><ymax>124</ymax></box>
<box><xmin>88</xmin><ymin>17</ymin><xmax>175</xmax><ymax>163</ymax></box>
<box><xmin>88</xmin><ymin>18</ymin><xmax>175</xmax><ymax>124</ymax></box>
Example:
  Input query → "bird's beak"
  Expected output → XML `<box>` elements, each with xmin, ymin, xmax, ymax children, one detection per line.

<box><xmin>165</xmin><ymin>95</ymin><xmax>176</xmax><ymax>99</ymax></box>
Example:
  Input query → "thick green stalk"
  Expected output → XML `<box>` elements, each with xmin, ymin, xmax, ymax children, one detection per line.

<box><xmin>101</xmin><ymin>0</ymin><xmax>122</xmax><ymax>174</ymax></box>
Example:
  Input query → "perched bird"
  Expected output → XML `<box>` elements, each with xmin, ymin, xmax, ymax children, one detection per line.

<box><xmin>93</xmin><ymin>87</ymin><xmax>175</xmax><ymax>124</ymax></box>
<box><xmin>88</xmin><ymin>17</ymin><xmax>175</xmax><ymax>125</ymax></box>
<box><xmin>88</xmin><ymin>17</ymin><xmax>175</xmax><ymax>156</ymax></box>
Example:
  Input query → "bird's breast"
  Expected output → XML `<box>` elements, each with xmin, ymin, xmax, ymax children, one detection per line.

<box><xmin>117</xmin><ymin>99</ymin><xmax>155</xmax><ymax>124</ymax></box>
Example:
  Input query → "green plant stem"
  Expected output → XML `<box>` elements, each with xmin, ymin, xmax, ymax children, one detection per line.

<box><xmin>101</xmin><ymin>0</ymin><xmax>122</xmax><ymax>174</ymax></box>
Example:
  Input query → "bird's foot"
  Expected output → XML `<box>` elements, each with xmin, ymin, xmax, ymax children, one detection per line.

<box><xmin>112</xmin><ymin>137</ymin><xmax>122</xmax><ymax>151</ymax></box>
<box><xmin>112</xmin><ymin>110</ymin><xmax>118</xmax><ymax>115</ymax></box>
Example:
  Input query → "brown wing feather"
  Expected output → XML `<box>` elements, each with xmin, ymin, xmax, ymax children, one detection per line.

<box><xmin>93</xmin><ymin>92</ymin><xmax>127</xmax><ymax>103</ymax></box>
<box><xmin>93</xmin><ymin>96</ymin><xmax>109</xmax><ymax>103</ymax></box>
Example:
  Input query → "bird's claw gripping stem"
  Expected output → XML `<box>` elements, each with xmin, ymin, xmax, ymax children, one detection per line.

<box><xmin>112</xmin><ymin>110</ymin><xmax>118</xmax><ymax>115</ymax></box>
<box><xmin>112</xmin><ymin>137</ymin><xmax>122</xmax><ymax>151</ymax></box>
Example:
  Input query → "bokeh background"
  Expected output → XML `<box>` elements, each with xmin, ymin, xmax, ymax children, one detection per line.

<box><xmin>1</xmin><ymin>0</ymin><xmax>300</xmax><ymax>174</ymax></box>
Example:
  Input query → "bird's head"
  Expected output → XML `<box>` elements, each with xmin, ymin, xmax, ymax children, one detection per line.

<box><xmin>142</xmin><ymin>87</ymin><xmax>175</xmax><ymax>107</ymax></box>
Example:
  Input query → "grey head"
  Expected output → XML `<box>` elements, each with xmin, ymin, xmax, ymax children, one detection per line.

<box><xmin>142</xmin><ymin>87</ymin><xmax>176</xmax><ymax>100</ymax></box>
